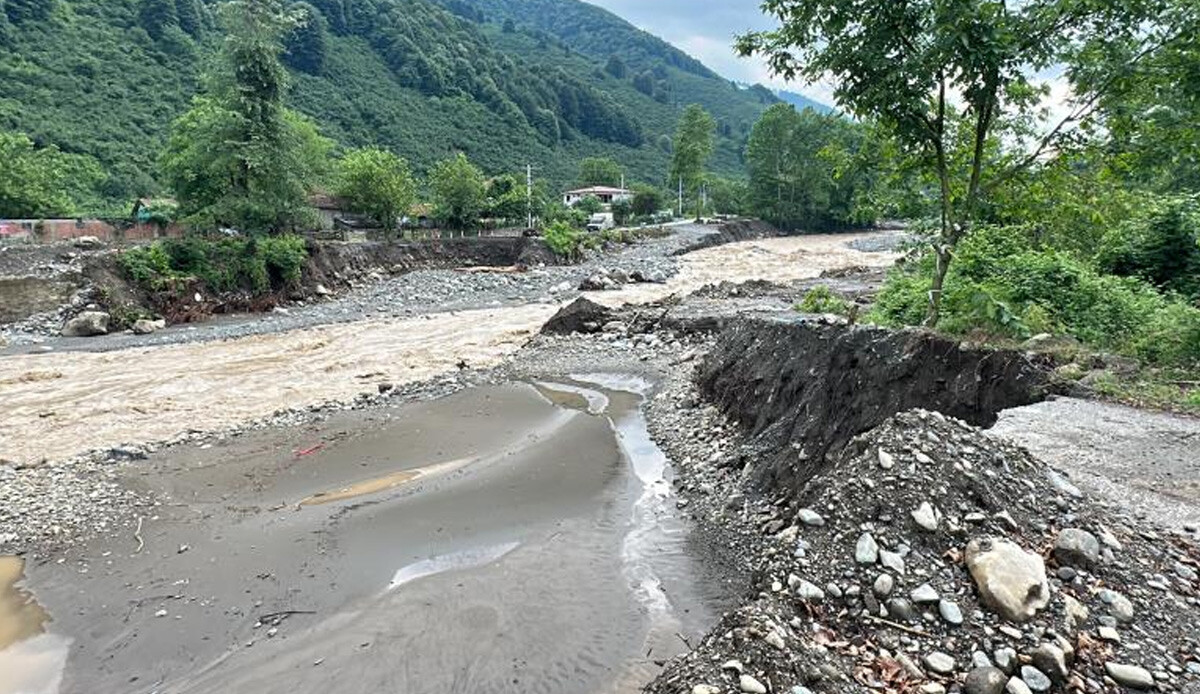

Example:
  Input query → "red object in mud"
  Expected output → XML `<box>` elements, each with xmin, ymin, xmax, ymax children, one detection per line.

<box><xmin>294</xmin><ymin>443</ymin><xmax>325</xmax><ymax>458</ymax></box>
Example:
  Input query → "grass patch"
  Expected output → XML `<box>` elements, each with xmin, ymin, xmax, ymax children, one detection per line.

<box><xmin>119</xmin><ymin>235</ymin><xmax>310</xmax><ymax>294</ymax></box>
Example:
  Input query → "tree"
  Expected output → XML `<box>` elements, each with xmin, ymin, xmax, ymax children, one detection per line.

<box><xmin>669</xmin><ymin>104</ymin><xmax>716</xmax><ymax>215</ymax></box>
<box><xmin>335</xmin><ymin>148</ymin><xmax>416</xmax><ymax>235</ymax></box>
<box><xmin>284</xmin><ymin>2</ymin><xmax>328</xmax><ymax>75</ymax></box>
<box><xmin>575</xmin><ymin>195</ymin><xmax>603</xmax><ymax>215</ymax></box>
<box><xmin>738</xmin><ymin>0</ymin><xmax>1188</xmax><ymax>325</ymax></box>
<box><xmin>0</xmin><ymin>132</ymin><xmax>103</xmax><ymax>218</ymax></box>
<box><xmin>161</xmin><ymin>0</ymin><xmax>332</xmax><ymax>232</ymax></box>
<box><xmin>501</xmin><ymin>17</ymin><xmax>515</xmax><ymax>33</ymax></box>
<box><xmin>430</xmin><ymin>153</ymin><xmax>486</xmax><ymax>231</ymax></box>
<box><xmin>632</xmin><ymin>71</ymin><xmax>655</xmax><ymax>96</ymax></box>
<box><xmin>631</xmin><ymin>185</ymin><xmax>664</xmax><ymax>217</ymax></box>
<box><xmin>605</xmin><ymin>54</ymin><xmax>627</xmax><ymax>79</ymax></box>
<box><xmin>746</xmin><ymin>104</ymin><xmax>868</xmax><ymax>230</ymax></box>
<box><xmin>611</xmin><ymin>198</ymin><xmax>632</xmax><ymax>225</ymax></box>
<box><xmin>139</xmin><ymin>0</ymin><xmax>177</xmax><ymax>40</ymax></box>
<box><xmin>578</xmin><ymin>157</ymin><xmax>622</xmax><ymax>187</ymax></box>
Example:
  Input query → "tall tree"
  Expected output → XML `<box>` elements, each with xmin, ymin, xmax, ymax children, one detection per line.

<box><xmin>604</xmin><ymin>54</ymin><xmax>627</xmax><ymax>79</ymax></box>
<box><xmin>431</xmin><ymin>153</ymin><xmax>486</xmax><ymax>231</ymax></box>
<box><xmin>335</xmin><ymin>147</ymin><xmax>416</xmax><ymax>235</ymax></box>
<box><xmin>578</xmin><ymin>157</ymin><xmax>622</xmax><ymax>187</ymax></box>
<box><xmin>738</xmin><ymin>0</ymin><xmax>1190</xmax><ymax>325</ymax></box>
<box><xmin>669</xmin><ymin>104</ymin><xmax>716</xmax><ymax>214</ymax></box>
<box><xmin>161</xmin><ymin>0</ymin><xmax>331</xmax><ymax>232</ymax></box>
<box><xmin>284</xmin><ymin>1</ymin><xmax>328</xmax><ymax>75</ymax></box>
<box><xmin>175</xmin><ymin>0</ymin><xmax>202</xmax><ymax>36</ymax></box>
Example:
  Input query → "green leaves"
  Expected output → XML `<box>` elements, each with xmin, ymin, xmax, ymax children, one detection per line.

<box><xmin>335</xmin><ymin>147</ymin><xmax>416</xmax><ymax>233</ymax></box>
<box><xmin>0</xmin><ymin>131</ymin><xmax>103</xmax><ymax>218</ymax></box>
<box><xmin>669</xmin><ymin>104</ymin><xmax>716</xmax><ymax>203</ymax></box>
<box><xmin>430</xmin><ymin>152</ymin><xmax>486</xmax><ymax>231</ymax></box>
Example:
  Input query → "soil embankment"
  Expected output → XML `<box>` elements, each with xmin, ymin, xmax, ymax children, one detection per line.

<box><xmin>697</xmin><ymin>317</ymin><xmax>1053</xmax><ymax>492</ymax></box>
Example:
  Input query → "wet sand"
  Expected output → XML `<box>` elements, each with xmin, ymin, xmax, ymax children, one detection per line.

<box><xmin>4</xmin><ymin>379</ymin><xmax>727</xmax><ymax>694</ymax></box>
<box><xmin>0</xmin><ymin>233</ymin><xmax>895</xmax><ymax>467</ymax></box>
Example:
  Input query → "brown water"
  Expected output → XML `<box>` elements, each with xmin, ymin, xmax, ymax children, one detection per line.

<box><xmin>0</xmin><ymin>556</ymin><xmax>70</xmax><ymax>694</ymax></box>
<box><xmin>0</xmin><ymin>233</ymin><xmax>895</xmax><ymax>467</ymax></box>
<box><xmin>16</xmin><ymin>379</ymin><xmax>728</xmax><ymax>694</ymax></box>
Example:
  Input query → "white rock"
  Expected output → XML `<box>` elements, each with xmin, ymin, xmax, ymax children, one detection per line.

<box><xmin>1104</xmin><ymin>663</ymin><xmax>1154</xmax><ymax>690</ymax></box>
<box><xmin>965</xmin><ymin>537</ymin><xmax>1049</xmax><ymax>622</ymax></box>
<box><xmin>740</xmin><ymin>674</ymin><xmax>768</xmax><ymax>694</ymax></box>
<box><xmin>856</xmin><ymin>532</ymin><xmax>879</xmax><ymax>564</ymax></box>
<box><xmin>878</xmin><ymin>449</ymin><xmax>895</xmax><ymax>469</ymax></box>
<box><xmin>912</xmin><ymin>502</ymin><xmax>941</xmax><ymax>531</ymax></box>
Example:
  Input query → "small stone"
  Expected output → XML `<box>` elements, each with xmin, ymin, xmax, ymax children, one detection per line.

<box><xmin>154</xmin><ymin>609</ymin><xmax>168</xmax><ymax>618</ymax></box>
<box><xmin>994</xmin><ymin>649</ymin><xmax>1018</xmax><ymax>675</ymax></box>
<box><xmin>1030</xmin><ymin>644</ymin><xmax>1069</xmax><ymax>685</ymax></box>
<box><xmin>1062</xmin><ymin>594</ymin><xmax>1089</xmax><ymax>634</ymax></box>
<box><xmin>939</xmin><ymin>599</ymin><xmax>964</xmax><ymax>625</ymax></box>
<box><xmin>795</xmin><ymin>579</ymin><xmax>825</xmax><ymax>602</ymax></box>
<box><xmin>856</xmin><ymin>532</ymin><xmax>880</xmax><ymax>564</ymax></box>
<box><xmin>1020</xmin><ymin>665</ymin><xmax>1052</xmax><ymax>692</ymax></box>
<box><xmin>873</xmin><ymin>573</ymin><xmax>895</xmax><ymax>597</ymax></box>
<box><xmin>722</xmin><ymin>660</ymin><xmax>744</xmax><ymax>674</ymax></box>
<box><xmin>879</xmin><ymin>550</ymin><xmax>906</xmax><ymax>575</ymax></box>
<box><xmin>964</xmin><ymin>667</ymin><xmax>1008</xmax><ymax>694</ymax></box>
<box><xmin>691</xmin><ymin>688</ymin><xmax>720</xmax><ymax>694</ymax></box>
<box><xmin>764</xmin><ymin>630</ymin><xmax>786</xmax><ymax>650</ymax></box>
<box><xmin>1006</xmin><ymin>677</ymin><xmax>1033</xmax><ymax>694</ymax></box>
<box><xmin>740</xmin><ymin>674</ymin><xmax>768</xmax><ymax>694</ymax></box>
<box><xmin>797</xmin><ymin>508</ymin><xmax>825</xmax><ymax>526</ymax></box>
<box><xmin>887</xmin><ymin>598</ymin><xmax>917</xmax><ymax>622</ymax></box>
<box><xmin>910</xmin><ymin>583</ymin><xmax>940</xmax><ymax>604</ymax></box>
<box><xmin>921</xmin><ymin>685</ymin><xmax>947</xmax><ymax>694</ymax></box>
<box><xmin>1104</xmin><ymin>663</ymin><xmax>1155</xmax><ymax>690</ymax></box>
<box><xmin>878</xmin><ymin>449</ymin><xmax>895</xmax><ymax>469</ymax></box>
<box><xmin>912</xmin><ymin>502</ymin><xmax>941</xmax><ymax>531</ymax></box>
<box><xmin>924</xmin><ymin>651</ymin><xmax>956</xmax><ymax>675</ymax></box>
<box><xmin>1054</xmin><ymin>528</ymin><xmax>1100</xmax><ymax>568</ymax></box>
<box><xmin>1104</xmin><ymin>591</ymin><xmax>1135</xmax><ymax>623</ymax></box>
<box><xmin>1098</xmin><ymin>626</ymin><xmax>1120</xmax><ymax>642</ymax></box>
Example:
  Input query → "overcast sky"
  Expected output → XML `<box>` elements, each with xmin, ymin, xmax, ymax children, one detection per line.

<box><xmin>585</xmin><ymin>0</ymin><xmax>839</xmax><ymax>104</ymax></box>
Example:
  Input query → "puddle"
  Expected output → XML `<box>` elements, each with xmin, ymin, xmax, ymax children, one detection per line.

<box><xmin>0</xmin><ymin>556</ymin><xmax>70</xmax><ymax>694</ymax></box>
<box><xmin>19</xmin><ymin>380</ymin><xmax>726</xmax><ymax>694</ymax></box>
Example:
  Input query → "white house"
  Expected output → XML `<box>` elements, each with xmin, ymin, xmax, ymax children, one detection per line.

<box><xmin>563</xmin><ymin>186</ymin><xmax>633</xmax><ymax>207</ymax></box>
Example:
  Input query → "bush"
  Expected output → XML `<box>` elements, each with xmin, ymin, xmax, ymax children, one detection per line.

<box><xmin>543</xmin><ymin>221</ymin><xmax>586</xmax><ymax>260</ymax></box>
<box><xmin>1096</xmin><ymin>195</ymin><xmax>1200</xmax><ymax>299</ymax></box>
<box><xmin>796</xmin><ymin>285</ymin><xmax>851</xmax><ymax>315</ymax></box>
<box><xmin>119</xmin><ymin>235</ymin><xmax>309</xmax><ymax>294</ymax></box>
<box><xmin>869</xmin><ymin>225</ymin><xmax>1200</xmax><ymax>367</ymax></box>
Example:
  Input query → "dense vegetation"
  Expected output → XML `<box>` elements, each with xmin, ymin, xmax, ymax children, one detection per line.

<box><xmin>119</xmin><ymin>234</ymin><xmax>309</xmax><ymax>293</ymax></box>
<box><xmin>0</xmin><ymin>0</ymin><xmax>779</xmax><ymax>215</ymax></box>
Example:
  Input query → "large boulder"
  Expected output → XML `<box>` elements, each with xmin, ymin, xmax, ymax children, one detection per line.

<box><xmin>541</xmin><ymin>298</ymin><xmax>614</xmax><ymax>336</ymax></box>
<box><xmin>965</xmin><ymin>537</ymin><xmax>1050</xmax><ymax>623</ymax></box>
<box><xmin>61</xmin><ymin>311</ymin><xmax>110</xmax><ymax>337</ymax></box>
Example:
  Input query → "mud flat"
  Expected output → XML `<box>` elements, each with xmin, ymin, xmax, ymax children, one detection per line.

<box><xmin>1</xmin><ymin>377</ymin><xmax>728</xmax><ymax>694</ymax></box>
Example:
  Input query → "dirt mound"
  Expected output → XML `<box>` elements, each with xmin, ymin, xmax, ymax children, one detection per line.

<box><xmin>541</xmin><ymin>297</ymin><xmax>615</xmax><ymax>335</ymax></box>
<box><xmin>649</xmin><ymin>408</ymin><xmax>1200</xmax><ymax>694</ymax></box>
<box><xmin>698</xmin><ymin>317</ymin><xmax>1053</xmax><ymax>494</ymax></box>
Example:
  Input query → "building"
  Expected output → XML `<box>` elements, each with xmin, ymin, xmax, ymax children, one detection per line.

<box><xmin>310</xmin><ymin>193</ymin><xmax>351</xmax><ymax>232</ymax></box>
<box><xmin>562</xmin><ymin>186</ymin><xmax>633</xmax><ymax>207</ymax></box>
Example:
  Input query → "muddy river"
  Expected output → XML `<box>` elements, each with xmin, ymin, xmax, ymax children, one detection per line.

<box><xmin>0</xmin><ymin>377</ymin><xmax>728</xmax><ymax>694</ymax></box>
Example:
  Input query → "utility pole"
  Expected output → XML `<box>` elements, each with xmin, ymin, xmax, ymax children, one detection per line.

<box><xmin>678</xmin><ymin>177</ymin><xmax>683</xmax><ymax>218</ymax></box>
<box><xmin>526</xmin><ymin>163</ymin><xmax>533</xmax><ymax>230</ymax></box>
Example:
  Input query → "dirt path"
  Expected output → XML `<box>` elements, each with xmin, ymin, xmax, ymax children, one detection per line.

<box><xmin>993</xmin><ymin>397</ymin><xmax>1200</xmax><ymax>528</ymax></box>
<box><xmin>0</xmin><ymin>232</ymin><xmax>894</xmax><ymax>467</ymax></box>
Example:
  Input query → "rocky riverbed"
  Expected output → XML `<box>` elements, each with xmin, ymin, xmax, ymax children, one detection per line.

<box><xmin>2</xmin><ymin>223</ymin><xmax>1198</xmax><ymax>694</ymax></box>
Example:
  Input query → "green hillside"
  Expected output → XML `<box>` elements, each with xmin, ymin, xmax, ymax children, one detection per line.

<box><xmin>0</xmin><ymin>0</ymin><xmax>777</xmax><ymax>210</ymax></box>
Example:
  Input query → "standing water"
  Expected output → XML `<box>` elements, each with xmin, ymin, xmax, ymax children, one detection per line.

<box><xmin>10</xmin><ymin>378</ymin><xmax>727</xmax><ymax>694</ymax></box>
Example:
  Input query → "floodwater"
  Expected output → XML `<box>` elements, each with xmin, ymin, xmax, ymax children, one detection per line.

<box><xmin>0</xmin><ymin>232</ymin><xmax>895</xmax><ymax>467</ymax></box>
<box><xmin>10</xmin><ymin>378</ymin><xmax>728</xmax><ymax>694</ymax></box>
<box><xmin>0</xmin><ymin>557</ymin><xmax>70</xmax><ymax>694</ymax></box>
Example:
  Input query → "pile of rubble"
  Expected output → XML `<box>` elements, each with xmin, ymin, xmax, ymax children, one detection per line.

<box><xmin>578</xmin><ymin>265</ymin><xmax>667</xmax><ymax>291</ymax></box>
<box><xmin>648</xmin><ymin>398</ymin><xmax>1200</xmax><ymax>694</ymax></box>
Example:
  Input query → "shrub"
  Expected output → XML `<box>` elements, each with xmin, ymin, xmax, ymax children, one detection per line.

<box><xmin>543</xmin><ymin>221</ymin><xmax>585</xmax><ymax>260</ymax></box>
<box><xmin>796</xmin><ymin>285</ymin><xmax>851</xmax><ymax>315</ymax></box>
<box><xmin>869</xmin><ymin>225</ymin><xmax>1200</xmax><ymax>367</ymax></box>
<box><xmin>1097</xmin><ymin>195</ymin><xmax>1200</xmax><ymax>299</ymax></box>
<box><xmin>119</xmin><ymin>234</ymin><xmax>310</xmax><ymax>294</ymax></box>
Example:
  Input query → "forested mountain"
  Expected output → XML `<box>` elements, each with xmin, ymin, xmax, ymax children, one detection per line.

<box><xmin>0</xmin><ymin>0</ymin><xmax>778</xmax><ymax>209</ymax></box>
